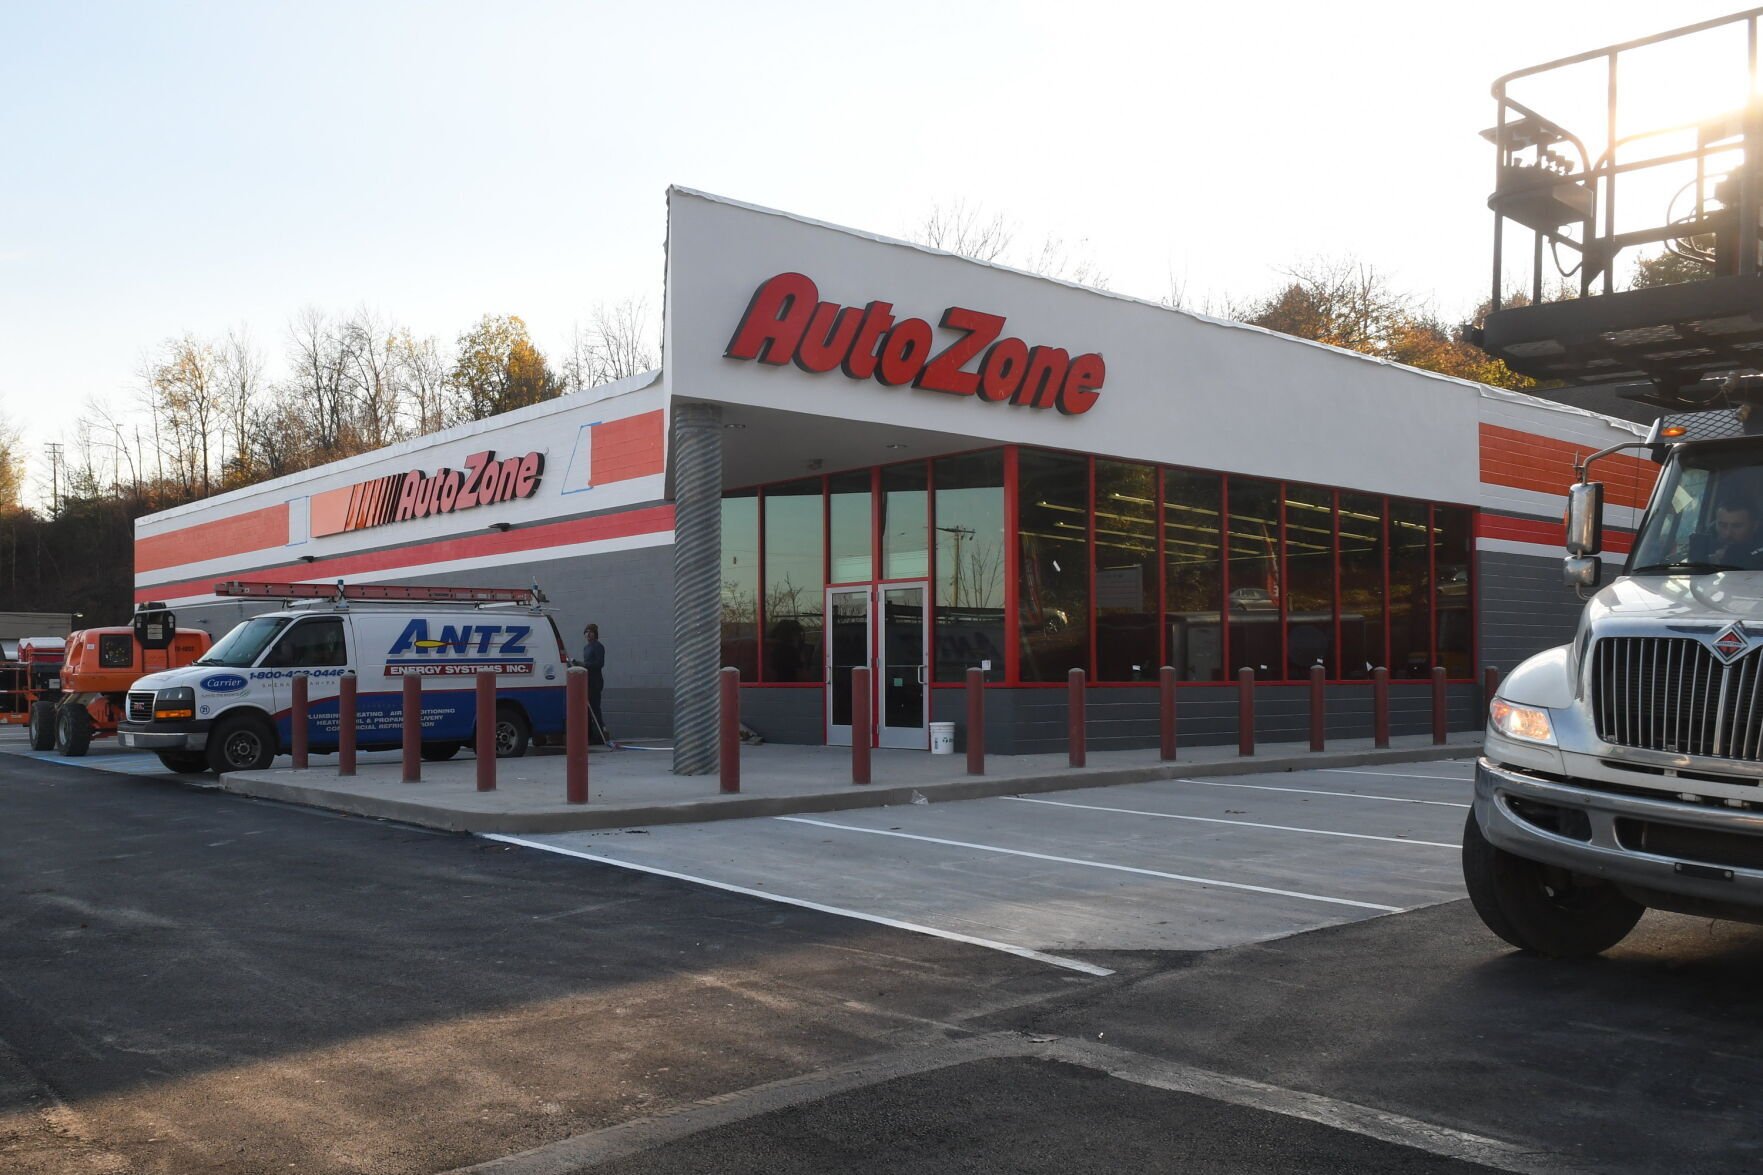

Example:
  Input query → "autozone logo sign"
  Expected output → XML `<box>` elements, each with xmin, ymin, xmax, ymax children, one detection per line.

<box><xmin>311</xmin><ymin>450</ymin><xmax>545</xmax><ymax>537</ymax></box>
<box><xmin>725</xmin><ymin>272</ymin><xmax>1105</xmax><ymax>416</ymax></box>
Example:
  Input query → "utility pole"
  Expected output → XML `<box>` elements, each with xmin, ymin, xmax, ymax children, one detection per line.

<box><xmin>44</xmin><ymin>442</ymin><xmax>63</xmax><ymax>514</ymax></box>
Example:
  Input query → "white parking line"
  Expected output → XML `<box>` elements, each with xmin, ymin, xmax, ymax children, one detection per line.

<box><xmin>1176</xmin><ymin>779</ymin><xmax>1471</xmax><ymax>809</ymax></box>
<box><xmin>775</xmin><ymin>817</ymin><xmax>1403</xmax><ymax>913</ymax></box>
<box><xmin>482</xmin><ymin>833</ymin><xmax>1115</xmax><ymax>977</ymax></box>
<box><xmin>1323</xmin><ymin>767</ymin><xmax>1473</xmax><ymax>781</ymax></box>
<box><xmin>1002</xmin><ymin>796</ymin><xmax>1457</xmax><ymax>849</ymax></box>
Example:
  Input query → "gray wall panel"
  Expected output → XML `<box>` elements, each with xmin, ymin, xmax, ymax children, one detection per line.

<box><xmin>1478</xmin><ymin>548</ymin><xmax>1584</xmax><ymax>672</ymax></box>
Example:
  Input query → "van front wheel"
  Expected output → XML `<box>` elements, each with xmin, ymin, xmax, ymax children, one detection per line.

<box><xmin>494</xmin><ymin>705</ymin><xmax>530</xmax><ymax>758</ymax></box>
<box><xmin>208</xmin><ymin>713</ymin><xmax>277</xmax><ymax>774</ymax></box>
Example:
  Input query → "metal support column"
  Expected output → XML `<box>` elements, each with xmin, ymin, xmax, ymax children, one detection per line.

<box><xmin>671</xmin><ymin>401</ymin><xmax>724</xmax><ymax>775</ymax></box>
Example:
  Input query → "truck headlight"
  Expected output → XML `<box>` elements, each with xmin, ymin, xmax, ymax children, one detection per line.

<box><xmin>153</xmin><ymin>687</ymin><xmax>195</xmax><ymax>721</ymax></box>
<box><xmin>1489</xmin><ymin>698</ymin><xmax>1556</xmax><ymax>746</ymax></box>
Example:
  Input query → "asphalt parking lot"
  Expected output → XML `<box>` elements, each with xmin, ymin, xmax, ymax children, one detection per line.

<box><xmin>504</xmin><ymin>759</ymin><xmax>1474</xmax><ymax>969</ymax></box>
<box><xmin>8</xmin><ymin>743</ymin><xmax>1763</xmax><ymax>1174</ymax></box>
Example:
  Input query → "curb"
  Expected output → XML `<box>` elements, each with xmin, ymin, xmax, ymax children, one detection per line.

<box><xmin>217</xmin><ymin>741</ymin><xmax>1477</xmax><ymax>833</ymax></box>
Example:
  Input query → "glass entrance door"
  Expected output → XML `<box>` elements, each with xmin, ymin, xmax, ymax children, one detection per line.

<box><xmin>825</xmin><ymin>586</ymin><xmax>871</xmax><ymax>747</ymax></box>
<box><xmin>878</xmin><ymin>583</ymin><xmax>928</xmax><ymax>749</ymax></box>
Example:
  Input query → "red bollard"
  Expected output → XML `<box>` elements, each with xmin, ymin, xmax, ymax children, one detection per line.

<box><xmin>966</xmin><ymin>667</ymin><xmax>986</xmax><ymax>776</ymax></box>
<box><xmin>1068</xmin><ymin>667</ymin><xmax>1086</xmax><ymax>768</ymax></box>
<box><xmin>1309</xmin><ymin>664</ymin><xmax>1326</xmax><ymax>752</ymax></box>
<box><xmin>476</xmin><ymin>671</ymin><xmax>496</xmax><ymax>791</ymax></box>
<box><xmin>338</xmin><ymin>672</ymin><xmax>357</xmax><ymax>777</ymax></box>
<box><xmin>1159</xmin><ymin>666</ymin><xmax>1178</xmax><ymax>762</ymax></box>
<box><xmin>401</xmin><ymin>673</ymin><xmax>422</xmax><ymax>782</ymax></box>
<box><xmin>851</xmin><ymin>666</ymin><xmax>871</xmax><ymax>785</ymax></box>
<box><xmin>1373</xmin><ymin>667</ymin><xmax>1391</xmax><ymax>748</ymax></box>
<box><xmin>719</xmin><ymin>667</ymin><xmax>741</xmax><ymax>794</ymax></box>
<box><xmin>291</xmin><ymin>673</ymin><xmax>309</xmax><ymax>769</ymax></box>
<box><xmin>1238</xmin><ymin>667</ymin><xmax>1255</xmax><ymax>757</ymax></box>
<box><xmin>1432</xmin><ymin>666</ymin><xmax>1448</xmax><ymax>746</ymax></box>
<box><xmin>1483</xmin><ymin>665</ymin><xmax>1502</xmax><ymax>719</ymax></box>
<box><xmin>567</xmin><ymin>666</ymin><xmax>589</xmax><ymax>804</ymax></box>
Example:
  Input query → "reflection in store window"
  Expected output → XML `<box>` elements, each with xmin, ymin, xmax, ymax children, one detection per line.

<box><xmin>1227</xmin><ymin>476</ymin><xmax>1281</xmax><ymax>680</ymax></box>
<box><xmin>1338</xmin><ymin>492</ymin><xmax>1386</xmax><ymax>678</ymax></box>
<box><xmin>933</xmin><ymin>451</ymin><xmax>1004</xmax><ymax>681</ymax></box>
<box><xmin>720</xmin><ymin>490</ymin><xmax>759</xmax><ymax>680</ymax></box>
<box><xmin>1284</xmin><ymin>483</ymin><xmax>1335</xmax><ymax>677</ymax></box>
<box><xmin>763</xmin><ymin>478</ymin><xmax>824</xmax><ymax>683</ymax></box>
<box><xmin>882</xmin><ymin>463</ymin><xmax>929</xmax><ymax>580</ymax></box>
<box><xmin>1434</xmin><ymin>505</ymin><xmax>1474</xmax><ymax>677</ymax></box>
<box><xmin>828</xmin><ymin>470</ymin><xmax>872</xmax><ymax>584</ymax></box>
<box><xmin>1387</xmin><ymin>498</ymin><xmax>1432</xmax><ymax>678</ymax></box>
<box><xmin>1019</xmin><ymin>450</ymin><xmax>1091</xmax><ymax>682</ymax></box>
<box><xmin>1095</xmin><ymin>460</ymin><xmax>1157</xmax><ymax>681</ymax></box>
<box><xmin>1163</xmin><ymin>469</ymin><xmax>1223</xmax><ymax>681</ymax></box>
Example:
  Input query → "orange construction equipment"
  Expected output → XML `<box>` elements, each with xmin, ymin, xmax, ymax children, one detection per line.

<box><xmin>28</xmin><ymin>605</ymin><xmax>210</xmax><ymax>758</ymax></box>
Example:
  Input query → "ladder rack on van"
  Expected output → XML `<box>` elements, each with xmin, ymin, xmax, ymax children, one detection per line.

<box><xmin>213</xmin><ymin>580</ymin><xmax>548</xmax><ymax>606</ymax></box>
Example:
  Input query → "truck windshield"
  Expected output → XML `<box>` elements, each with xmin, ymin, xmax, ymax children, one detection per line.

<box><xmin>1630</xmin><ymin>445</ymin><xmax>1763</xmax><ymax>573</ymax></box>
<box><xmin>195</xmin><ymin>617</ymin><xmax>292</xmax><ymax>667</ymax></box>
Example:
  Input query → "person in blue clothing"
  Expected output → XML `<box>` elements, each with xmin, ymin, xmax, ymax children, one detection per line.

<box><xmin>579</xmin><ymin>623</ymin><xmax>607</xmax><ymax>744</ymax></box>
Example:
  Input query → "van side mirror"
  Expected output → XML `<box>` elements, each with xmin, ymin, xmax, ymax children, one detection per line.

<box><xmin>1565</xmin><ymin>555</ymin><xmax>1603</xmax><ymax>589</ymax></box>
<box><xmin>1566</xmin><ymin>482</ymin><xmax>1604</xmax><ymax>556</ymax></box>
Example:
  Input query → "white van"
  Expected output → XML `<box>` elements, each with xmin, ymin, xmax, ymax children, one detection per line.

<box><xmin>118</xmin><ymin>581</ymin><xmax>571</xmax><ymax>774</ymax></box>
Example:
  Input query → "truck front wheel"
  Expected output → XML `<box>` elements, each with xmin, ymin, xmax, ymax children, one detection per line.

<box><xmin>1462</xmin><ymin>810</ymin><xmax>1644</xmax><ymax>958</ymax></box>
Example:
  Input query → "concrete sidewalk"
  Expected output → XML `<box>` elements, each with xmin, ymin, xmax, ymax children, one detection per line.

<box><xmin>219</xmin><ymin>733</ymin><xmax>1481</xmax><ymax>832</ymax></box>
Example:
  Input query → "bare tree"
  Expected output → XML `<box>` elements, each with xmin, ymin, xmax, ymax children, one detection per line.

<box><xmin>1022</xmin><ymin>233</ymin><xmax>1110</xmax><ymax>290</ymax></box>
<box><xmin>218</xmin><ymin>328</ymin><xmax>264</xmax><ymax>483</ymax></box>
<box><xmin>140</xmin><ymin>335</ymin><xmax>226</xmax><ymax>498</ymax></box>
<box><xmin>284</xmin><ymin>307</ymin><xmax>354</xmax><ymax>458</ymax></box>
<box><xmin>572</xmin><ymin>298</ymin><xmax>658</xmax><ymax>388</ymax></box>
<box><xmin>916</xmin><ymin>200</ymin><xmax>1013</xmax><ymax>262</ymax></box>
<box><xmin>339</xmin><ymin>308</ymin><xmax>404</xmax><ymax>450</ymax></box>
<box><xmin>394</xmin><ymin>329</ymin><xmax>452</xmax><ymax>435</ymax></box>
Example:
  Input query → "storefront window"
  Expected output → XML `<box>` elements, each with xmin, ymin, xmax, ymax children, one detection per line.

<box><xmin>1387</xmin><ymin>498</ymin><xmax>1432</xmax><ymax>678</ymax></box>
<box><xmin>1434</xmin><ymin>505</ymin><xmax>1474</xmax><ymax>677</ymax></box>
<box><xmin>1284</xmin><ymin>483</ymin><xmax>1335</xmax><ymax>677</ymax></box>
<box><xmin>1094</xmin><ymin>460</ymin><xmax>1157</xmax><ymax>681</ymax></box>
<box><xmin>882</xmin><ymin>462</ymin><xmax>929</xmax><ymax>580</ymax></box>
<box><xmin>828</xmin><ymin>471</ymin><xmax>872</xmax><ymax>584</ymax></box>
<box><xmin>719</xmin><ymin>490</ymin><xmax>759</xmax><ymax>680</ymax></box>
<box><xmin>1163</xmin><ymin>469</ymin><xmax>1223</xmax><ymax>681</ymax></box>
<box><xmin>933</xmin><ymin>451</ymin><xmax>1005</xmax><ymax>681</ymax></box>
<box><xmin>1227</xmin><ymin>476</ymin><xmax>1281</xmax><ymax>679</ymax></box>
<box><xmin>1338</xmin><ymin>492</ymin><xmax>1385</xmax><ymax>678</ymax></box>
<box><xmin>763</xmin><ymin>479</ymin><xmax>823</xmax><ymax>683</ymax></box>
<box><xmin>1019</xmin><ymin>450</ymin><xmax>1091</xmax><ymax>681</ymax></box>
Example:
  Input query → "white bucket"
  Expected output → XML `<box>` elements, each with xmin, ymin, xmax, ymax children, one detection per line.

<box><xmin>929</xmin><ymin>721</ymin><xmax>956</xmax><ymax>755</ymax></box>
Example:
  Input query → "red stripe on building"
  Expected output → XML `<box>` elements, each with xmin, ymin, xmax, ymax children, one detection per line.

<box><xmin>135</xmin><ymin>503</ymin><xmax>291</xmax><ymax>574</ymax></box>
<box><xmin>1480</xmin><ymin>423</ymin><xmax>1657</xmax><ymax>510</ymax></box>
<box><xmin>136</xmin><ymin>503</ymin><xmax>674</xmax><ymax>603</ymax></box>
<box><xmin>591</xmin><ymin>410</ymin><xmax>665</xmax><ymax>484</ymax></box>
<box><xmin>1476</xmin><ymin>511</ymin><xmax>1635</xmax><ymax>554</ymax></box>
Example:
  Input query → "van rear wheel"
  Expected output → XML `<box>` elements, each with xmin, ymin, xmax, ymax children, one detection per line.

<box><xmin>207</xmin><ymin>713</ymin><xmax>277</xmax><ymax>774</ymax></box>
<box><xmin>494</xmin><ymin>705</ymin><xmax>530</xmax><ymax>758</ymax></box>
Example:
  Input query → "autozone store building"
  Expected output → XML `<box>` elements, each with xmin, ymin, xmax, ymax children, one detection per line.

<box><xmin>134</xmin><ymin>187</ymin><xmax>1659</xmax><ymax>770</ymax></box>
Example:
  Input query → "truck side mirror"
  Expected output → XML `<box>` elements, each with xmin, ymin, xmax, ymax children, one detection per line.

<box><xmin>1566</xmin><ymin>482</ymin><xmax>1604</xmax><ymax>556</ymax></box>
<box><xmin>1565</xmin><ymin>555</ymin><xmax>1603</xmax><ymax>589</ymax></box>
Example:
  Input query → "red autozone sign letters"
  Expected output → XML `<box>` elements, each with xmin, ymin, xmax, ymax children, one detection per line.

<box><xmin>313</xmin><ymin>450</ymin><xmax>545</xmax><ymax>536</ymax></box>
<box><xmin>725</xmin><ymin>272</ymin><xmax>1105</xmax><ymax>415</ymax></box>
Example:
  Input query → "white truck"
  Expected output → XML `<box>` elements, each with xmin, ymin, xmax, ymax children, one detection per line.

<box><xmin>117</xmin><ymin>581</ymin><xmax>572</xmax><ymax>774</ymax></box>
<box><xmin>1467</xmin><ymin>399</ymin><xmax>1763</xmax><ymax>955</ymax></box>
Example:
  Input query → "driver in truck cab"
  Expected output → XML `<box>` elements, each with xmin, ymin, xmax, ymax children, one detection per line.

<box><xmin>1710</xmin><ymin>497</ymin><xmax>1763</xmax><ymax>567</ymax></box>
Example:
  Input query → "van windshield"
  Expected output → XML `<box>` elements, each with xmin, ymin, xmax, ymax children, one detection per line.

<box><xmin>195</xmin><ymin>617</ymin><xmax>292</xmax><ymax>667</ymax></box>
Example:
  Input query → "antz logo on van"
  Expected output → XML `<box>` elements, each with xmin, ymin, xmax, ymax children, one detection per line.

<box><xmin>389</xmin><ymin>621</ymin><xmax>531</xmax><ymax>656</ymax></box>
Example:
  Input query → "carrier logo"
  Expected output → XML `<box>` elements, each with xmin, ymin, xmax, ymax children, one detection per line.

<box><xmin>726</xmin><ymin>272</ymin><xmax>1105</xmax><ymax>416</ymax></box>
<box><xmin>1711</xmin><ymin>625</ymin><xmax>1750</xmax><ymax>664</ymax></box>
<box><xmin>310</xmin><ymin>450</ymin><xmax>545</xmax><ymax>537</ymax></box>
<box><xmin>200</xmin><ymin>674</ymin><xmax>248</xmax><ymax>693</ymax></box>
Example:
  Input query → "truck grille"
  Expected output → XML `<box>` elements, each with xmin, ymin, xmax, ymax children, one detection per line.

<box><xmin>1592</xmin><ymin>637</ymin><xmax>1763</xmax><ymax>760</ymax></box>
<box><xmin>127</xmin><ymin>691</ymin><xmax>155</xmax><ymax>723</ymax></box>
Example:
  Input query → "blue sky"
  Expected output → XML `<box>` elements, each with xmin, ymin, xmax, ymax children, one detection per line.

<box><xmin>1</xmin><ymin>0</ymin><xmax>1747</xmax><ymax>497</ymax></box>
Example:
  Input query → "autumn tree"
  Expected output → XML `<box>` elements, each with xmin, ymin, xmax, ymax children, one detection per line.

<box><xmin>141</xmin><ymin>335</ymin><xmax>227</xmax><ymax>498</ymax></box>
<box><xmin>0</xmin><ymin>417</ymin><xmax>24</xmax><ymax>515</ymax></box>
<box><xmin>1631</xmin><ymin>240</ymin><xmax>1712</xmax><ymax>289</ymax></box>
<box><xmin>451</xmin><ymin>314</ymin><xmax>560</xmax><ymax>420</ymax></box>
